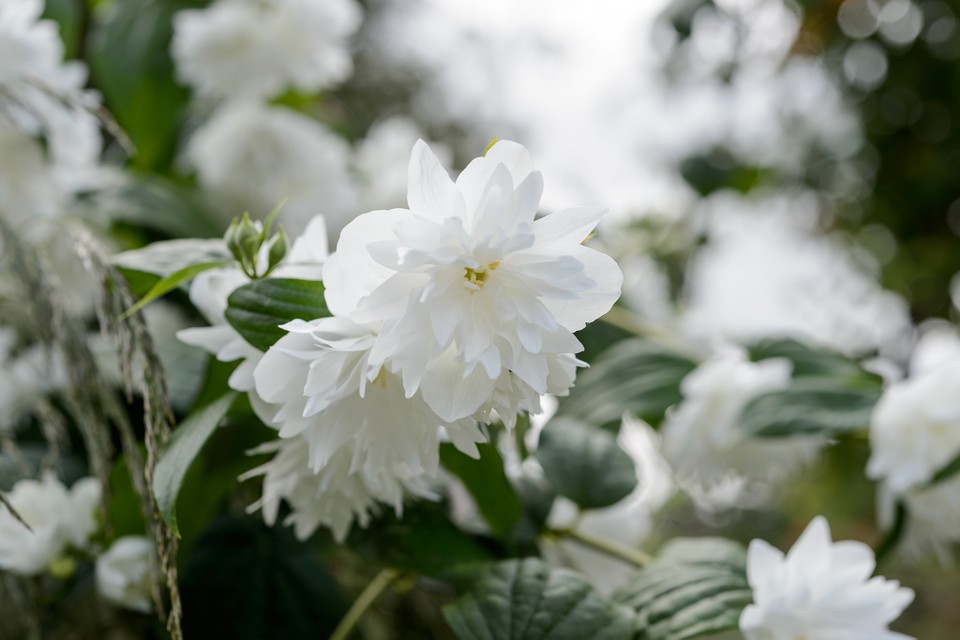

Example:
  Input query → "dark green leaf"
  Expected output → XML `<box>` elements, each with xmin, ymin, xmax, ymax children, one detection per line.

<box><xmin>739</xmin><ymin>379</ymin><xmax>881</xmax><ymax>438</ymax></box>
<box><xmin>535</xmin><ymin>417</ymin><xmax>637</xmax><ymax>509</ymax></box>
<box><xmin>444</xmin><ymin>558</ymin><xmax>635</xmax><ymax>640</ymax></box>
<box><xmin>347</xmin><ymin>502</ymin><xmax>494</xmax><ymax>578</ymax></box>
<box><xmin>225</xmin><ymin>278</ymin><xmax>329</xmax><ymax>351</ymax></box>
<box><xmin>153</xmin><ymin>391</ymin><xmax>237</xmax><ymax>536</ymax></box>
<box><xmin>42</xmin><ymin>0</ymin><xmax>82</xmax><ymax>57</ymax></box>
<box><xmin>123</xmin><ymin>260</ymin><xmax>232</xmax><ymax>318</ymax></box>
<box><xmin>88</xmin><ymin>0</ymin><xmax>197</xmax><ymax>171</ymax></box>
<box><xmin>441</xmin><ymin>442</ymin><xmax>522</xmax><ymax>539</ymax></box>
<box><xmin>181</xmin><ymin>516</ymin><xmax>347</xmax><ymax>640</ymax></box>
<box><xmin>559</xmin><ymin>338</ymin><xmax>697</xmax><ymax>430</ymax></box>
<box><xmin>613</xmin><ymin>538</ymin><xmax>752</xmax><ymax>640</ymax></box>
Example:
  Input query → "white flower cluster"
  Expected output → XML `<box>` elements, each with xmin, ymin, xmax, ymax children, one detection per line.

<box><xmin>0</xmin><ymin>0</ymin><xmax>103</xmax><ymax>227</ymax></box>
<box><xmin>0</xmin><ymin>473</ymin><xmax>100</xmax><ymax>576</ymax></box>
<box><xmin>741</xmin><ymin>516</ymin><xmax>914</xmax><ymax>640</ymax></box>
<box><xmin>236</xmin><ymin>140</ymin><xmax>622</xmax><ymax>541</ymax></box>
<box><xmin>95</xmin><ymin>536</ymin><xmax>154</xmax><ymax>614</ymax></box>
<box><xmin>661</xmin><ymin>348</ymin><xmax>824</xmax><ymax>486</ymax></box>
<box><xmin>868</xmin><ymin>328</ymin><xmax>960</xmax><ymax>561</ymax></box>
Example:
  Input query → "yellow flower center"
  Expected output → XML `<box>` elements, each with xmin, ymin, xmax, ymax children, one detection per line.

<box><xmin>463</xmin><ymin>261</ymin><xmax>499</xmax><ymax>291</ymax></box>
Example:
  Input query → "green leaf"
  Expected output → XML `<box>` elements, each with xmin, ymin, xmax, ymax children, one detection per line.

<box><xmin>112</xmin><ymin>238</ymin><xmax>231</xmax><ymax>277</ymax></box>
<box><xmin>225</xmin><ymin>278</ymin><xmax>329</xmax><ymax>351</ymax></box>
<box><xmin>929</xmin><ymin>449</ymin><xmax>960</xmax><ymax>486</ymax></box>
<box><xmin>558</xmin><ymin>338</ymin><xmax>697</xmax><ymax>430</ymax></box>
<box><xmin>440</xmin><ymin>442</ymin><xmax>523</xmax><ymax>539</ymax></box>
<box><xmin>123</xmin><ymin>260</ymin><xmax>232</xmax><ymax>318</ymax></box>
<box><xmin>42</xmin><ymin>0</ymin><xmax>82</xmax><ymax>57</ymax></box>
<box><xmin>181</xmin><ymin>516</ymin><xmax>347</xmax><ymax>640</ymax></box>
<box><xmin>104</xmin><ymin>177</ymin><xmax>224</xmax><ymax>238</ymax></box>
<box><xmin>153</xmin><ymin>391</ymin><xmax>238</xmax><ymax>536</ymax></box>
<box><xmin>347</xmin><ymin>502</ymin><xmax>495</xmax><ymax>578</ymax></box>
<box><xmin>613</xmin><ymin>538</ymin><xmax>752</xmax><ymax>640</ymax></box>
<box><xmin>739</xmin><ymin>379</ymin><xmax>881</xmax><ymax>438</ymax></box>
<box><xmin>747</xmin><ymin>338</ymin><xmax>878</xmax><ymax>382</ymax></box>
<box><xmin>87</xmin><ymin>0</ymin><xmax>197</xmax><ymax>171</ymax></box>
<box><xmin>535</xmin><ymin>417</ymin><xmax>637</xmax><ymax>510</ymax></box>
<box><xmin>444</xmin><ymin>558</ymin><xmax>636</xmax><ymax>640</ymax></box>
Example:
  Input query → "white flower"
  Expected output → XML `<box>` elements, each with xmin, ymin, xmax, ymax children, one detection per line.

<box><xmin>661</xmin><ymin>348</ymin><xmax>823</xmax><ymax>485</ymax></box>
<box><xmin>177</xmin><ymin>216</ymin><xmax>328</xmax><ymax>418</ymax></box>
<box><xmin>252</xmin><ymin>316</ymin><xmax>485</xmax><ymax>480</ymax></box>
<box><xmin>740</xmin><ymin>516</ymin><xmax>914</xmax><ymax>640</ymax></box>
<box><xmin>323</xmin><ymin>139</ymin><xmax>622</xmax><ymax>422</ymax></box>
<box><xmin>0</xmin><ymin>328</ymin><xmax>67</xmax><ymax>432</ymax></box>
<box><xmin>0</xmin><ymin>473</ymin><xmax>100</xmax><ymax>576</ymax></box>
<box><xmin>242</xmin><ymin>436</ymin><xmax>434</xmax><ymax>542</ymax></box>
<box><xmin>171</xmin><ymin>0</ymin><xmax>361</xmax><ymax>101</ymax></box>
<box><xmin>186</xmin><ymin>102</ymin><xmax>358</xmax><ymax>236</ymax></box>
<box><xmin>96</xmin><ymin>536</ymin><xmax>154</xmax><ymax>613</ymax></box>
<box><xmin>868</xmin><ymin>328</ymin><xmax>960</xmax><ymax>560</ymax></box>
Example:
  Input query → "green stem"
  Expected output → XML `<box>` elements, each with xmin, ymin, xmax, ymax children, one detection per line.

<box><xmin>330</xmin><ymin>568</ymin><xmax>401</xmax><ymax>640</ymax></box>
<box><xmin>549</xmin><ymin>527</ymin><xmax>653</xmax><ymax>567</ymax></box>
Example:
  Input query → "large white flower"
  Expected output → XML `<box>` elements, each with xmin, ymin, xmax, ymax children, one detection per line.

<box><xmin>661</xmin><ymin>348</ymin><xmax>823</xmax><ymax>485</ymax></box>
<box><xmin>95</xmin><ymin>536</ymin><xmax>154</xmax><ymax>614</ymax></box>
<box><xmin>171</xmin><ymin>0</ymin><xmax>361</xmax><ymax>101</ymax></box>
<box><xmin>185</xmin><ymin>103</ymin><xmax>358</xmax><ymax>236</ymax></box>
<box><xmin>242</xmin><ymin>436</ymin><xmax>434</xmax><ymax>542</ymax></box>
<box><xmin>868</xmin><ymin>328</ymin><xmax>960</xmax><ymax>560</ymax></box>
<box><xmin>252</xmin><ymin>316</ymin><xmax>485</xmax><ymax>480</ymax></box>
<box><xmin>0</xmin><ymin>473</ymin><xmax>100</xmax><ymax>575</ymax></box>
<box><xmin>740</xmin><ymin>516</ymin><xmax>914</xmax><ymax>640</ymax></box>
<box><xmin>177</xmin><ymin>215</ymin><xmax>328</xmax><ymax>417</ymax></box>
<box><xmin>323</xmin><ymin>139</ymin><xmax>622</xmax><ymax>422</ymax></box>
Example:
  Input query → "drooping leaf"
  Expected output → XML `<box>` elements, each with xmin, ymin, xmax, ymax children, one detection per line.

<box><xmin>440</xmin><ymin>442</ymin><xmax>523</xmax><ymax>540</ymax></box>
<box><xmin>112</xmin><ymin>238</ymin><xmax>231</xmax><ymax>277</ymax></box>
<box><xmin>181</xmin><ymin>516</ymin><xmax>347</xmax><ymax>640</ymax></box>
<box><xmin>123</xmin><ymin>260</ymin><xmax>232</xmax><ymax>318</ymax></box>
<box><xmin>535</xmin><ymin>417</ymin><xmax>637</xmax><ymax>510</ymax></box>
<box><xmin>153</xmin><ymin>391</ymin><xmax>238</xmax><ymax>536</ymax></box>
<box><xmin>613</xmin><ymin>538</ymin><xmax>752</xmax><ymax>640</ymax></box>
<box><xmin>558</xmin><ymin>338</ymin><xmax>697</xmax><ymax>430</ymax></box>
<box><xmin>225</xmin><ymin>278</ymin><xmax>329</xmax><ymax>351</ymax></box>
<box><xmin>739</xmin><ymin>379</ymin><xmax>881</xmax><ymax>438</ymax></box>
<box><xmin>347</xmin><ymin>502</ymin><xmax>495</xmax><ymax>579</ymax></box>
<box><xmin>747</xmin><ymin>338</ymin><xmax>879</xmax><ymax>382</ymax></box>
<box><xmin>443</xmin><ymin>558</ymin><xmax>636</xmax><ymax>640</ymax></box>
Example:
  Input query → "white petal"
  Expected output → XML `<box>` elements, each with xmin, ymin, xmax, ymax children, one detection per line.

<box><xmin>407</xmin><ymin>139</ymin><xmax>465</xmax><ymax>222</ymax></box>
<box><xmin>421</xmin><ymin>353</ymin><xmax>498</xmax><ymax>422</ymax></box>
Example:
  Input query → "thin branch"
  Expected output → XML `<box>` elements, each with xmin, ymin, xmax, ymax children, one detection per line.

<box><xmin>547</xmin><ymin>527</ymin><xmax>654</xmax><ymax>568</ymax></box>
<box><xmin>330</xmin><ymin>568</ymin><xmax>402</xmax><ymax>640</ymax></box>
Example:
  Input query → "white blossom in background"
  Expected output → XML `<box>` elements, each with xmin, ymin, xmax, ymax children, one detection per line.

<box><xmin>680</xmin><ymin>191</ymin><xmax>911</xmax><ymax>355</ymax></box>
<box><xmin>0</xmin><ymin>328</ymin><xmax>67</xmax><ymax>432</ymax></box>
<box><xmin>242</xmin><ymin>436</ymin><xmax>434</xmax><ymax>542</ymax></box>
<box><xmin>661</xmin><ymin>348</ymin><xmax>823</xmax><ymax>485</ymax></box>
<box><xmin>740</xmin><ymin>516</ymin><xmax>915</xmax><ymax>640</ymax></box>
<box><xmin>185</xmin><ymin>103</ymin><xmax>358</xmax><ymax>236</ymax></box>
<box><xmin>0</xmin><ymin>473</ymin><xmax>101</xmax><ymax>576</ymax></box>
<box><xmin>352</xmin><ymin>117</ymin><xmax>453</xmax><ymax>213</ymax></box>
<box><xmin>171</xmin><ymin>0</ymin><xmax>361</xmax><ymax>101</ymax></box>
<box><xmin>323</xmin><ymin>139</ymin><xmax>622</xmax><ymax>423</ymax></box>
<box><xmin>177</xmin><ymin>215</ymin><xmax>328</xmax><ymax>419</ymax></box>
<box><xmin>95</xmin><ymin>536</ymin><xmax>154</xmax><ymax>613</ymax></box>
<box><xmin>868</xmin><ymin>327</ymin><xmax>960</xmax><ymax>561</ymax></box>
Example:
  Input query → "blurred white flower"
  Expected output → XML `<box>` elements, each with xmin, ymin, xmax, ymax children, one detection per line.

<box><xmin>868</xmin><ymin>328</ymin><xmax>960</xmax><ymax>560</ymax></box>
<box><xmin>0</xmin><ymin>328</ymin><xmax>67</xmax><ymax>433</ymax></box>
<box><xmin>0</xmin><ymin>473</ymin><xmax>100</xmax><ymax>576</ymax></box>
<box><xmin>242</xmin><ymin>436</ymin><xmax>434</xmax><ymax>542</ymax></box>
<box><xmin>661</xmin><ymin>348</ymin><xmax>823</xmax><ymax>485</ymax></box>
<box><xmin>681</xmin><ymin>191</ymin><xmax>911</xmax><ymax>355</ymax></box>
<box><xmin>95</xmin><ymin>536</ymin><xmax>154</xmax><ymax>614</ymax></box>
<box><xmin>185</xmin><ymin>103</ymin><xmax>358</xmax><ymax>236</ymax></box>
<box><xmin>172</xmin><ymin>0</ymin><xmax>361</xmax><ymax>101</ymax></box>
<box><xmin>740</xmin><ymin>516</ymin><xmax>914</xmax><ymax>640</ymax></box>
<box><xmin>253</xmin><ymin>316</ymin><xmax>485</xmax><ymax>479</ymax></box>
<box><xmin>177</xmin><ymin>215</ymin><xmax>328</xmax><ymax>418</ymax></box>
<box><xmin>352</xmin><ymin>117</ymin><xmax>452</xmax><ymax>213</ymax></box>
<box><xmin>323</xmin><ymin>139</ymin><xmax>622</xmax><ymax>422</ymax></box>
